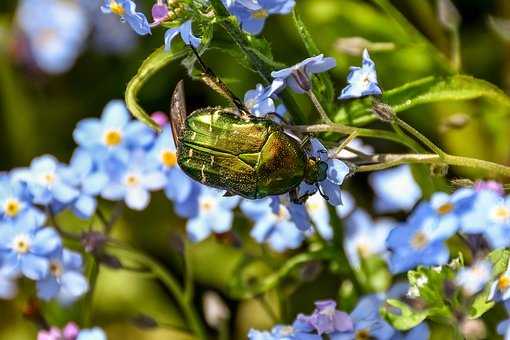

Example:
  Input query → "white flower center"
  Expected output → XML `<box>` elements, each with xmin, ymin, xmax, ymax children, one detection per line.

<box><xmin>200</xmin><ymin>197</ymin><xmax>216</xmax><ymax>213</ymax></box>
<box><xmin>411</xmin><ymin>231</ymin><xmax>429</xmax><ymax>250</ymax></box>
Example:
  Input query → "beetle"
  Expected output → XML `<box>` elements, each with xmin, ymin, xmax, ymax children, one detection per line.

<box><xmin>169</xmin><ymin>55</ymin><xmax>329</xmax><ymax>203</ymax></box>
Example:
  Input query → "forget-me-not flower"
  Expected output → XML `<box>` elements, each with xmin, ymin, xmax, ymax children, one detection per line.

<box><xmin>455</xmin><ymin>260</ymin><xmax>492</xmax><ymax>296</ymax></box>
<box><xmin>76</xmin><ymin>327</ymin><xmax>107</xmax><ymax>340</ymax></box>
<box><xmin>73</xmin><ymin>100</ymin><xmax>155</xmax><ymax>158</ymax></box>
<box><xmin>224</xmin><ymin>0</ymin><xmax>296</xmax><ymax>35</ymax></box>
<box><xmin>489</xmin><ymin>262</ymin><xmax>510</xmax><ymax>302</ymax></box>
<box><xmin>305</xmin><ymin>192</ymin><xmax>333</xmax><ymax>240</ymax></box>
<box><xmin>248</xmin><ymin>319</ymin><xmax>321</xmax><ymax>340</ymax></box>
<box><xmin>241</xmin><ymin>197</ymin><xmax>305</xmax><ymax>252</ymax></box>
<box><xmin>0</xmin><ymin>268</ymin><xmax>18</xmax><ymax>300</ymax></box>
<box><xmin>101</xmin><ymin>0</ymin><xmax>151</xmax><ymax>35</ymax></box>
<box><xmin>100</xmin><ymin>149</ymin><xmax>166</xmax><ymax>210</ymax></box>
<box><xmin>57</xmin><ymin>148</ymin><xmax>109</xmax><ymax>219</ymax></box>
<box><xmin>338</xmin><ymin>49</ymin><xmax>382</xmax><ymax>100</ymax></box>
<box><xmin>186</xmin><ymin>187</ymin><xmax>239</xmax><ymax>242</ymax></box>
<box><xmin>385</xmin><ymin>207</ymin><xmax>450</xmax><ymax>274</ymax></box>
<box><xmin>16</xmin><ymin>0</ymin><xmax>89</xmax><ymax>74</ymax></box>
<box><xmin>164</xmin><ymin>20</ymin><xmax>201</xmax><ymax>51</ymax></box>
<box><xmin>369</xmin><ymin>165</ymin><xmax>421</xmax><ymax>213</ymax></box>
<box><xmin>498</xmin><ymin>319</ymin><xmax>510</xmax><ymax>340</ymax></box>
<box><xmin>271</xmin><ymin>55</ymin><xmax>336</xmax><ymax>93</ymax></box>
<box><xmin>12</xmin><ymin>155</ymin><xmax>79</xmax><ymax>206</ymax></box>
<box><xmin>36</xmin><ymin>249</ymin><xmax>89</xmax><ymax>304</ymax></box>
<box><xmin>0</xmin><ymin>174</ymin><xmax>45</xmax><ymax>224</ymax></box>
<box><xmin>330</xmin><ymin>295</ymin><xmax>395</xmax><ymax>340</ymax></box>
<box><xmin>335</xmin><ymin>191</ymin><xmax>355</xmax><ymax>218</ymax></box>
<box><xmin>344</xmin><ymin>209</ymin><xmax>393</xmax><ymax>268</ymax></box>
<box><xmin>244</xmin><ymin>82</ymin><xmax>282</xmax><ymax>117</ymax></box>
<box><xmin>297</xmin><ymin>300</ymin><xmax>353</xmax><ymax>335</ymax></box>
<box><xmin>0</xmin><ymin>216</ymin><xmax>61</xmax><ymax>280</ymax></box>
<box><xmin>299</xmin><ymin>138</ymin><xmax>349</xmax><ymax>206</ymax></box>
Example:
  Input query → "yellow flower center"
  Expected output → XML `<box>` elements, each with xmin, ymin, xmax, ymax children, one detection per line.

<box><xmin>12</xmin><ymin>235</ymin><xmax>30</xmax><ymax>254</ymax></box>
<box><xmin>498</xmin><ymin>275</ymin><xmax>510</xmax><ymax>291</ymax></box>
<box><xmin>124</xmin><ymin>174</ymin><xmax>140</xmax><ymax>187</ymax></box>
<box><xmin>41</xmin><ymin>172</ymin><xmax>56</xmax><ymax>186</ymax></box>
<box><xmin>161</xmin><ymin>150</ymin><xmax>177</xmax><ymax>168</ymax></box>
<box><xmin>355</xmin><ymin>329</ymin><xmax>370</xmax><ymax>340</ymax></box>
<box><xmin>275</xmin><ymin>205</ymin><xmax>289</xmax><ymax>221</ymax></box>
<box><xmin>491</xmin><ymin>206</ymin><xmax>510</xmax><ymax>222</ymax></box>
<box><xmin>110</xmin><ymin>1</ymin><xmax>125</xmax><ymax>16</ymax></box>
<box><xmin>437</xmin><ymin>202</ymin><xmax>454</xmax><ymax>215</ymax></box>
<box><xmin>411</xmin><ymin>231</ymin><xmax>428</xmax><ymax>250</ymax></box>
<box><xmin>50</xmin><ymin>261</ymin><xmax>62</xmax><ymax>277</ymax></box>
<box><xmin>200</xmin><ymin>198</ymin><xmax>216</xmax><ymax>213</ymax></box>
<box><xmin>103</xmin><ymin>129</ymin><xmax>122</xmax><ymax>146</ymax></box>
<box><xmin>251</xmin><ymin>9</ymin><xmax>269</xmax><ymax>19</ymax></box>
<box><xmin>4</xmin><ymin>198</ymin><xmax>21</xmax><ymax>217</ymax></box>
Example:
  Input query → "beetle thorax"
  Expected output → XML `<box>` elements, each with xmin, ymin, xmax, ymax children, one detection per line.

<box><xmin>303</xmin><ymin>158</ymin><xmax>328</xmax><ymax>184</ymax></box>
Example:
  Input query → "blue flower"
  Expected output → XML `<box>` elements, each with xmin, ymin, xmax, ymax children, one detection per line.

<box><xmin>164</xmin><ymin>20</ymin><xmax>201</xmax><ymax>51</ymax></box>
<box><xmin>36</xmin><ymin>249</ymin><xmax>89</xmax><ymax>304</ymax></box>
<box><xmin>330</xmin><ymin>295</ymin><xmax>395</xmax><ymax>340</ymax></box>
<box><xmin>489</xmin><ymin>262</ymin><xmax>510</xmax><ymax>302</ymax></box>
<box><xmin>344</xmin><ymin>209</ymin><xmax>393</xmax><ymax>268</ymax></box>
<box><xmin>455</xmin><ymin>260</ymin><xmax>491</xmax><ymax>296</ymax></box>
<box><xmin>186</xmin><ymin>187</ymin><xmax>239</xmax><ymax>242</ymax></box>
<box><xmin>335</xmin><ymin>191</ymin><xmax>355</xmax><ymax>218</ymax></box>
<box><xmin>248</xmin><ymin>320</ymin><xmax>321</xmax><ymax>340</ymax></box>
<box><xmin>100</xmin><ymin>149</ymin><xmax>166</xmax><ymax>210</ymax></box>
<box><xmin>16</xmin><ymin>0</ymin><xmax>89</xmax><ymax>74</ymax></box>
<box><xmin>338</xmin><ymin>49</ymin><xmax>382</xmax><ymax>100</ymax></box>
<box><xmin>12</xmin><ymin>155</ymin><xmax>79</xmax><ymax>206</ymax></box>
<box><xmin>244</xmin><ymin>82</ymin><xmax>282</xmax><ymax>117</ymax></box>
<box><xmin>0</xmin><ymin>267</ymin><xmax>18</xmax><ymax>300</ymax></box>
<box><xmin>297</xmin><ymin>300</ymin><xmax>353</xmax><ymax>335</ymax></box>
<box><xmin>147</xmin><ymin>125</ymin><xmax>195</xmax><ymax>204</ymax></box>
<box><xmin>241</xmin><ymin>197</ymin><xmax>305</xmax><ymax>252</ymax></box>
<box><xmin>368</xmin><ymin>165</ymin><xmax>422</xmax><ymax>213</ymax></box>
<box><xmin>299</xmin><ymin>138</ymin><xmax>349</xmax><ymax>206</ymax></box>
<box><xmin>460</xmin><ymin>189</ymin><xmax>510</xmax><ymax>248</ymax></box>
<box><xmin>77</xmin><ymin>327</ymin><xmax>107</xmax><ymax>340</ymax></box>
<box><xmin>0</xmin><ymin>174</ymin><xmax>45</xmax><ymax>224</ymax></box>
<box><xmin>224</xmin><ymin>0</ymin><xmax>295</xmax><ymax>35</ymax></box>
<box><xmin>385</xmin><ymin>207</ymin><xmax>450</xmax><ymax>274</ymax></box>
<box><xmin>73</xmin><ymin>100</ymin><xmax>155</xmax><ymax>157</ymax></box>
<box><xmin>0</xmin><ymin>217</ymin><xmax>61</xmax><ymax>280</ymax></box>
<box><xmin>305</xmin><ymin>192</ymin><xmax>333</xmax><ymax>240</ymax></box>
<box><xmin>498</xmin><ymin>319</ymin><xmax>510</xmax><ymax>340</ymax></box>
<box><xmin>271</xmin><ymin>55</ymin><xmax>336</xmax><ymax>93</ymax></box>
<box><xmin>101</xmin><ymin>0</ymin><xmax>151</xmax><ymax>35</ymax></box>
<box><xmin>58</xmin><ymin>148</ymin><xmax>109</xmax><ymax>219</ymax></box>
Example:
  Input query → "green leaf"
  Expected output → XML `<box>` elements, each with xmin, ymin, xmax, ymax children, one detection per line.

<box><xmin>357</xmin><ymin>254</ymin><xmax>391</xmax><ymax>293</ymax></box>
<box><xmin>125</xmin><ymin>47</ymin><xmax>188</xmax><ymax>130</ymax></box>
<box><xmin>488</xmin><ymin>248</ymin><xmax>510</xmax><ymax>275</ymax></box>
<box><xmin>469</xmin><ymin>287</ymin><xmax>495</xmax><ymax>319</ymax></box>
<box><xmin>381</xmin><ymin>299</ymin><xmax>430</xmax><ymax>330</ymax></box>
<box><xmin>336</xmin><ymin>75</ymin><xmax>510</xmax><ymax>125</ymax></box>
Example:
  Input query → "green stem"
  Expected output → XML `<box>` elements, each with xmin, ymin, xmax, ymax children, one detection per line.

<box><xmin>307</xmin><ymin>90</ymin><xmax>332</xmax><ymax>123</ymax></box>
<box><xmin>395</xmin><ymin>118</ymin><xmax>447</xmax><ymax>157</ymax></box>
<box><xmin>108</xmin><ymin>243</ymin><xmax>207</xmax><ymax>339</ymax></box>
<box><xmin>183</xmin><ymin>239</ymin><xmax>194</xmax><ymax>303</ymax></box>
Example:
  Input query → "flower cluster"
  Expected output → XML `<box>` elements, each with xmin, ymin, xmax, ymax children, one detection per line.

<box><xmin>37</xmin><ymin>322</ymin><xmax>106</xmax><ymax>340</ymax></box>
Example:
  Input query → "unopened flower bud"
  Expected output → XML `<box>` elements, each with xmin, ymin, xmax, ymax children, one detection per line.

<box><xmin>430</xmin><ymin>163</ymin><xmax>448</xmax><ymax>177</ymax></box>
<box><xmin>292</xmin><ymin>69</ymin><xmax>312</xmax><ymax>92</ymax></box>
<box><xmin>438</xmin><ymin>0</ymin><xmax>461</xmax><ymax>31</ymax></box>
<box><xmin>372</xmin><ymin>102</ymin><xmax>394</xmax><ymax>122</ymax></box>
<box><xmin>203</xmin><ymin>291</ymin><xmax>230</xmax><ymax>329</ymax></box>
<box><xmin>81</xmin><ymin>231</ymin><xmax>107</xmax><ymax>253</ymax></box>
<box><xmin>132</xmin><ymin>314</ymin><xmax>158</xmax><ymax>329</ymax></box>
<box><xmin>335</xmin><ymin>37</ymin><xmax>395</xmax><ymax>56</ymax></box>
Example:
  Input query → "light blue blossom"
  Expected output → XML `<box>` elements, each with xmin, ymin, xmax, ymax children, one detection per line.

<box><xmin>90</xmin><ymin>7</ymin><xmax>138</xmax><ymax>54</ymax></box>
<box><xmin>271</xmin><ymin>55</ymin><xmax>336</xmax><ymax>93</ymax></box>
<box><xmin>297</xmin><ymin>300</ymin><xmax>353</xmax><ymax>335</ymax></box>
<box><xmin>299</xmin><ymin>138</ymin><xmax>349</xmax><ymax>206</ymax></box>
<box><xmin>0</xmin><ymin>267</ymin><xmax>18</xmax><ymax>300</ymax></box>
<box><xmin>224</xmin><ymin>0</ymin><xmax>296</xmax><ymax>35</ymax></box>
<box><xmin>385</xmin><ymin>208</ymin><xmax>450</xmax><ymax>274</ymax></box>
<box><xmin>0</xmin><ymin>216</ymin><xmax>61</xmax><ymax>280</ymax></box>
<box><xmin>0</xmin><ymin>174</ymin><xmax>45</xmax><ymax>224</ymax></box>
<box><xmin>147</xmin><ymin>125</ymin><xmax>195</xmax><ymax>204</ymax></box>
<box><xmin>498</xmin><ymin>319</ymin><xmax>510</xmax><ymax>340</ymax></box>
<box><xmin>368</xmin><ymin>165</ymin><xmax>421</xmax><ymax>213</ymax></box>
<box><xmin>186</xmin><ymin>187</ymin><xmax>239</xmax><ymax>242</ymax></box>
<box><xmin>344</xmin><ymin>209</ymin><xmax>393</xmax><ymax>268</ymax></box>
<box><xmin>100</xmin><ymin>149</ymin><xmax>166</xmax><ymax>211</ymax></box>
<box><xmin>241</xmin><ymin>197</ymin><xmax>305</xmax><ymax>252</ymax></box>
<box><xmin>58</xmin><ymin>148</ymin><xmax>109</xmax><ymax>219</ymax></box>
<box><xmin>73</xmin><ymin>100</ymin><xmax>155</xmax><ymax>157</ymax></box>
<box><xmin>305</xmin><ymin>192</ymin><xmax>333</xmax><ymax>240</ymax></box>
<box><xmin>455</xmin><ymin>260</ymin><xmax>491</xmax><ymax>296</ymax></box>
<box><xmin>489</xmin><ymin>262</ymin><xmax>510</xmax><ymax>302</ymax></box>
<box><xmin>77</xmin><ymin>327</ymin><xmax>107</xmax><ymax>340</ymax></box>
<box><xmin>12</xmin><ymin>155</ymin><xmax>79</xmax><ymax>206</ymax></box>
<box><xmin>460</xmin><ymin>189</ymin><xmax>510</xmax><ymax>248</ymax></box>
<box><xmin>101</xmin><ymin>0</ymin><xmax>151</xmax><ymax>35</ymax></box>
<box><xmin>338</xmin><ymin>49</ymin><xmax>382</xmax><ymax>100</ymax></box>
<box><xmin>248</xmin><ymin>319</ymin><xmax>320</xmax><ymax>340</ymax></box>
<box><xmin>335</xmin><ymin>191</ymin><xmax>355</xmax><ymax>218</ymax></box>
<box><xmin>164</xmin><ymin>20</ymin><xmax>201</xmax><ymax>51</ymax></box>
<box><xmin>244</xmin><ymin>82</ymin><xmax>282</xmax><ymax>117</ymax></box>
<box><xmin>330</xmin><ymin>295</ymin><xmax>395</xmax><ymax>340</ymax></box>
<box><xmin>16</xmin><ymin>0</ymin><xmax>89</xmax><ymax>74</ymax></box>
<box><xmin>36</xmin><ymin>249</ymin><xmax>89</xmax><ymax>304</ymax></box>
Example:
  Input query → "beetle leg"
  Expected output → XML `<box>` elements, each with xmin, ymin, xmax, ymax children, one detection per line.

<box><xmin>189</xmin><ymin>46</ymin><xmax>250</xmax><ymax>116</ymax></box>
<box><xmin>289</xmin><ymin>188</ymin><xmax>310</xmax><ymax>204</ymax></box>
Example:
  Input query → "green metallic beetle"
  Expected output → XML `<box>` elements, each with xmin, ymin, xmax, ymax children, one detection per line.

<box><xmin>169</xmin><ymin>65</ymin><xmax>328</xmax><ymax>202</ymax></box>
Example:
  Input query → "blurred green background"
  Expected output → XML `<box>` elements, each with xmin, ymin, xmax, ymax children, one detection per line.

<box><xmin>1</xmin><ymin>0</ymin><xmax>510</xmax><ymax>339</ymax></box>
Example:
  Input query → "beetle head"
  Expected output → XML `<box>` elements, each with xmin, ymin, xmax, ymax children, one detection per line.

<box><xmin>304</xmin><ymin>158</ymin><xmax>328</xmax><ymax>184</ymax></box>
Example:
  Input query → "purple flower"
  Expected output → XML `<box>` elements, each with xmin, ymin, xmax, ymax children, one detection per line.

<box><xmin>297</xmin><ymin>300</ymin><xmax>353</xmax><ymax>335</ymax></box>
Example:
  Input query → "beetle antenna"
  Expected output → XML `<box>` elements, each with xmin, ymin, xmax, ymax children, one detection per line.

<box><xmin>316</xmin><ymin>183</ymin><xmax>329</xmax><ymax>201</ymax></box>
<box><xmin>189</xmin><ymin>46</ymin><xmax>248</xmax><ymax>114</ymax></box>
